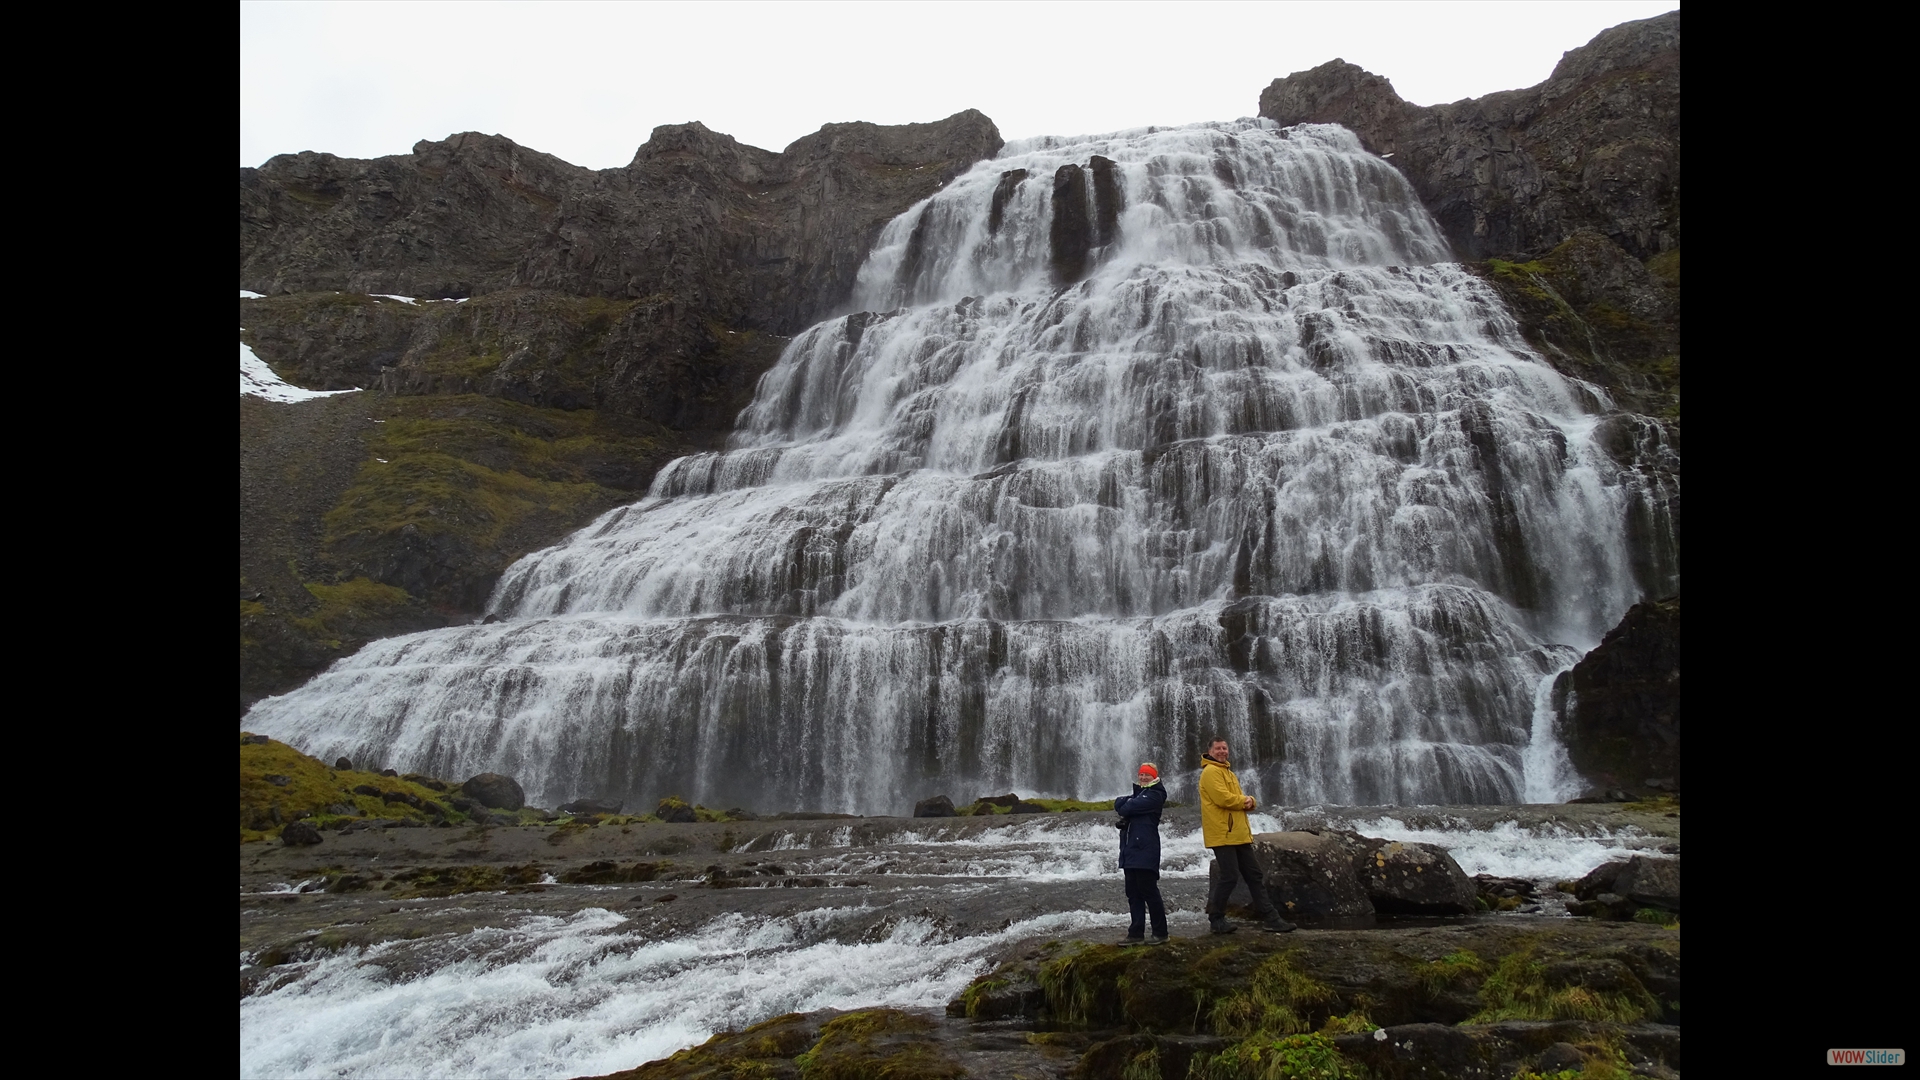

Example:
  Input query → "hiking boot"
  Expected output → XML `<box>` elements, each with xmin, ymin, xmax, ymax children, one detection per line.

<box><xmin>1145</xmin><ymin>934</ymin><xmax>1169</xmax><ymax>946</ymax></box>
<box><xmin>1118</xmin><ymin>933</ymin><xmax>1145</xmax><ymax>945</ymax></box>
<box><xmin>1259</xmin><ymin>914</ymin><xmax>1296</xmax><ymax>933</ymax></box>
<box><xmin>1209</xmin><ymin>918</ymin><xmax>1237</xmax><ymax>935</ymax></box>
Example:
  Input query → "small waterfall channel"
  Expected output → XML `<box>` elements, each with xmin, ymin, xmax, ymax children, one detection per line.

<box><xmin>245</xmin><ymin>121</ymin><xmax>1678</xmax><ymax>812</ymax></box>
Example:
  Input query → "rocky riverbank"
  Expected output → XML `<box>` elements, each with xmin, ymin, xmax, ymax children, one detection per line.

<box><xmin>241</xmin><ymin>736</ymin><xmax>1679</xmax><ymax>1078</ymax></box>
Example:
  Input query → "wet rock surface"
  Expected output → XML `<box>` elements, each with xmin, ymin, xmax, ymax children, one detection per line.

<box><xmin>1555</xmin><ymin>595</ymin><xmax>1682</xmax><ymax>792</ymax></box>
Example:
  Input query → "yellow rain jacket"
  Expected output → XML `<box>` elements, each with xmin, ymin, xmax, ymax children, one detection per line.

<box><xmin>1199</xmin><ymin>756</ymin><xmax>1254</xmax><ymax>847</ymax></box>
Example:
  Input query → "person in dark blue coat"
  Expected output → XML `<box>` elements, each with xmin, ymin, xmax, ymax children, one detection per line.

<box><xmin>1114</xmin><ymin>762</ymin><xmax>1169</xmax><ymax>945</ymax></box>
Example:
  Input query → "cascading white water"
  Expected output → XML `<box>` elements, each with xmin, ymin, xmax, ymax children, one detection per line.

<box><xmin>245</xmin><ymin>121</ymin><xmax>1678</xmax><ymax>812</ymax></box>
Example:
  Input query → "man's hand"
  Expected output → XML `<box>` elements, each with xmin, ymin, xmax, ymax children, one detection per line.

<box><xmin>1242</xmin><ymin>796</ymin><xmax>1256</xmax><ymax>810</ymax></box>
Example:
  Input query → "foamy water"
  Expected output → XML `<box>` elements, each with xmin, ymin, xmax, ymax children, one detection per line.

<box><xmin>1343</xmin><ymin>815</ymin><xmax>1662</xmax><ymax>880</ymax></box>
<box><xmin>240</xmin><ymin>905</ymin><xmax>1106</xmax><ymax>1079</ymax></box>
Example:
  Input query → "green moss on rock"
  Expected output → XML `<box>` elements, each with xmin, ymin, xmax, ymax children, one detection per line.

<box><xmin>795</xmin><ymin>1010</ymin><xmax>961</xmax><ymax>1080</ymax></box>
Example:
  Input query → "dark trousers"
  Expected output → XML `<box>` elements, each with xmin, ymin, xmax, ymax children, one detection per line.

<box><xmin>1124</xmin><ymin>868</ymin><xmax>1168</xmax><ymax>938</ymax></box>
<box><xmin>1207</xmin><ymin>844</ymin><xmax>1276</xmax><ymax>919</ymax></box>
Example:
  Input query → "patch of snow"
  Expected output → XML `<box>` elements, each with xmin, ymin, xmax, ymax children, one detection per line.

<box><xmin>371</xmin><ymin>294</ymin><xmax>419</xmax><ymax>305</ymax></box>
<box><xmin>242</xmin><ymin>342</ymin><xmax>361</xmax><ymax>403</ymax></box>
<box><xmin>240</xmin><ymin>290</ymin><xmax>265</xmax><ymax>299</ymax></box>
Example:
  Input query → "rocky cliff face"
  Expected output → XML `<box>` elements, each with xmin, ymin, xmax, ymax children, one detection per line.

<box><xmin>241</xmin><ymin>113</ymin><xmax>1004</xmax><ymax>713</ymax></box>
<box><xmin>1259</xmin><ymin>11</ymin><xmax>1678</xmax><ymax>264</ymax></box>
<box><xmin>241</xmin><ymin>111</ymin><xmax>1005</xmax><ymax>333</ymax></box>
<box><xmin>1553</xmin><ymin>596</ymin><xmax>1681</xmax><ymax>791</ymax></box>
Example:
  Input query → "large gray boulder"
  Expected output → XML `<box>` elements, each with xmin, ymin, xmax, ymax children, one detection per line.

<box><xmin>1352</xmin><ymin>839</ymin><xmax>1478</xmax><ymax>915</ymax></box>
<box><xmin>1252</xmin><ymin>831</ymin><xmax>1376</xmax><ymax>918</ymax></box>
<box><xmin>462</xmin><ymin>773</ymin><xmax>525</xmax><ymax>811</ymax></box>
<box><xmin>1572</xmin><ymin>854</ymin><xmax>1679</xmax><ymax>918</ymax></box>
<box><xmin>1616</xmin><ymin>855</ymin><xmax>1680</xmax><ymax>911</ymax></box>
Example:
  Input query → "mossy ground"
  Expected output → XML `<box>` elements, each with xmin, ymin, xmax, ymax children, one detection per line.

<box><xmin>323</xmin><ymin>394</ymin><xmax>669</xmax><ymax>582</ymax></box>
<box><xmin>1190</xmin><ymin>1031</ymin><xmax>1354</xmax><ymax>1080</ymax></box>
<box><xmin>240</xmin><ymin>287</ymin><xmax>787</xmax><ymax>713</ymax></box>
<box><xmin>241</xmin><ymin>733</ymin><xmax>492</xmax><ymax>841</ymax></box>
<box><xmin>241</xmin><ymin>389</ymin><xmax>681</xmax><ymax>708</ymax></box>
<box><xmin>948</xmin><ymin>923</ymin><xmax>1676</xmax><ymax>1078</ymax></box>
<box><xmin>1468</xmin><ymin>942</ymin><xmax>1662</xmax><ymax>1025</ymax></box>
<box><xmin>604</xmin><ymin>1009</ymin><xmax>962</xmax><ymax>1080</ymax></box>
<box><xmin>1480</xmin><ymin>235</ymin><xmax>1680</xmax><ymax>421</ymax></box>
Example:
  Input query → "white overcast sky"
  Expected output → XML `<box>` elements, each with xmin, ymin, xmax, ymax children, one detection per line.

<box><xmin>241</xmin><ymin>1</ymin><xmax>1678</xmax><ymax>170</ymax></box>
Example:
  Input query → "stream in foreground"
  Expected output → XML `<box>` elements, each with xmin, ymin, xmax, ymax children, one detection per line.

<box><xmin>239</xmin><ymin>804</ymin><xmax>1677</xmax><ymax>1079</ymax></box>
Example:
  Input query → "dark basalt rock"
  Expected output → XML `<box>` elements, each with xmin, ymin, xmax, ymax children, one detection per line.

<box><xmin>463</xmin><ymin>772</ymin><xmax>526</xmax><ymax>811</ymax></box>
<box><xmin>1554</xmin><ymin>595</ymin><xmax>1680</xmax><ymax>791</ymax></box>
<box><xmin>280</xmin><ymin>821</ymin><xmax>323</xmax><ymax>846</ymax></box>
<box><xmin>334</xmin><ymin>757</ymin><xmax>353</xmax><ymax>770</ymax></box>
<box><xmin>987</xmin><ymin>168</ymin><xmax>1027</xmax><ymax>236</ymax></box>
<box><xmin>1088</xmin><ymin>154</ymin><xmax>1123</xmax><ymax>247</ymax></box>
<box><xmin>913</xmin><ymin>795</ymin><xmax>956</xmax><ymax>818</ymax></box>
<box><xmin>1049</xmin><ymin>163</ymin><xmax>1090</xmax><ymax>286</ymax></box>
<box><xmin>559</xmin><ymin>798</ymin><xmax>625</xmax><ymax>816</ymax></box>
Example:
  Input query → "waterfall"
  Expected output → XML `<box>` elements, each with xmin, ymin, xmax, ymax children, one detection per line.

<box><xmin>244</xmin><ymin>121</ymin><xmax>1678</xmax><ymax>813</ymax></box>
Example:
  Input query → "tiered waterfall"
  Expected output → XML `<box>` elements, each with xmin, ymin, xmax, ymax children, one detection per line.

<box><xmin>245</xmin><ymin>121</ymin><xmax>1679</xmax><ymax>813</ymax></box>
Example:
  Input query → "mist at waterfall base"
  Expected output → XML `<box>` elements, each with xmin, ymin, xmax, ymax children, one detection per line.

<box><xmin>246</xmin><ymin>119</ymin><xmax>1676</xmax><ymax>813</ymax></box>
<box><xmin>240</xmin><ymin>813</ymin><xmax>1663</xmax><ymax>1079</ymax></box>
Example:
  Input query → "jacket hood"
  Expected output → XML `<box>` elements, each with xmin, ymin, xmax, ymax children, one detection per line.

<box><xmin>1201</xmin><ymin>755</ymin><xmax>1232</xmax><ymax>769</ymax></box>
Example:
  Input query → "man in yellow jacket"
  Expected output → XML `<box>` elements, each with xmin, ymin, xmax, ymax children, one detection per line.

<box><xmin>1199</xmin><ymin>737</ymin><xmax>1295</xmax><ymax>934</ymax></box>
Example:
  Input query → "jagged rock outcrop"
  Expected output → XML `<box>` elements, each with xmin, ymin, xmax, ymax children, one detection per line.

<box><xmin>1553</xmin><ymin>596</ymin><xmax>1681</xmax><ymax>790</ymax></box>
<box><xmin>241</xmin><ymin>111</ymin><xmax>1004</xmax><ymax>332</ymax></box>
<box><xmin>1259</xmin><ymin>11</ymin><xmax>1678</xmax><ymax>263</ymax></box>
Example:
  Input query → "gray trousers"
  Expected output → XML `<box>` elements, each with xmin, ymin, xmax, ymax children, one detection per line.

<box><xmin>1207</xmin><ymin>843</ymin><xmax>1277</xmax><ymax>919</ymax></box>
